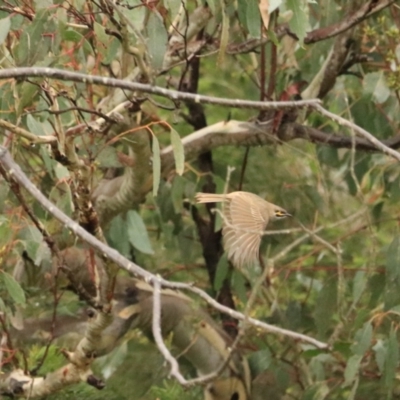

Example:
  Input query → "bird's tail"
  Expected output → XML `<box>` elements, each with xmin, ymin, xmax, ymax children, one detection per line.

<box><xmin>195</xmin><ymin>193</ymin><xmax>229</xmax><ymax>204</ymax></box>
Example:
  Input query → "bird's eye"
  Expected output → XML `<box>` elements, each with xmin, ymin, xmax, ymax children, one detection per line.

<box><xmin>275</xmin><ymin>210</ymin><xmax>284</xmax><ymax>217</ymax></box>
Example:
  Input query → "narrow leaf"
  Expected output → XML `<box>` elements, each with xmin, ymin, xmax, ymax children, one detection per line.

<box><xmin>126</xmin><ymin>210</ymin><xmax>154</xmax><ymax>255</ymax></box>
<box><xmin>384</xmin><ymin>326</ymin><xmax>399</xmax><ymax>389</ymax></box>
<box><xmin>214</xmin><ymin>254</ymin><xmax>229</xmax><ymax>291</ymax></box>
<box><xmin>2</xmin><ymin>272</ymin><xmax>26</xmax><ymax>305</ymax></box>
<box><xmin>0</xmin><ymin>17</ymin><xmax>11</xmax><ymax>46</ymax></box>
<box><xmin>152</xmin><ymin>135</ymin><xmax>161</xmax><ymax>197</ymax></box>
<box><xmin>218</xmin><ymin>4</ymin><xmax>230</xmax><ymax>65</ymax></box>
<box><xmin>246</xmin><ymin>0</ymin><xmax>261</xmax><ymax>38</ymax></box>
<box><xmin>170</xmin><ymin>128</ymin><xmax>185</xmax><ymax>175</ymax></box>
<box><xmin>147</xmin><ymin>10</ymin><xmax>168</xmax><ymax>69</ymax></box>
<box><xmin>343</xmin><ymin>354</ymin><xmax>362</xmax><ymax>387</ymax></box>
<box><xmin>351</xmin><ymin>321</ymin><xmax>372</xmax><ymax>356</ymax></box>
<box><xmin>287</xmin><ymin>0</ymin><xmax>308</xmax><ymax>45</ymax></box>
<box><xmin>259</xmin><ymin>0</ymin><xmax>270</xmax><ymax>30</ymax></box>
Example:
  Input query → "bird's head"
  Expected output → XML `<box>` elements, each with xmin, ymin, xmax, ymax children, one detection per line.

<box><xmin>271</xmin><ymin>207</ymin><xmax>291</xmax><ymax>221</ymax></box>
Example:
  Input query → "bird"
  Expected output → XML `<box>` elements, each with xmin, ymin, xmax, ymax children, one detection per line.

<box><xmin>195</xmin><ymin>191</ymin><xmax>291</xmax><ymax>268</ymax></box>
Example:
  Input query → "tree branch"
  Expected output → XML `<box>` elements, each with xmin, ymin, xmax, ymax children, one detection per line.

<box><xmin>0</xmin><ymin>68</ymin><xmax>320</xmax><ymax>110</ymax></box>
<box><xmin>304</xmin><ymin>0</ymin><xmax>396</xmax><ymax>44</ymax></box>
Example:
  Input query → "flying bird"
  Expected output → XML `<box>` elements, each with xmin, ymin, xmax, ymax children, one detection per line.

<box><xmin>195</xmin><ymin>191</ymin><xmax>291</xmax><ymax>268</ymax></box>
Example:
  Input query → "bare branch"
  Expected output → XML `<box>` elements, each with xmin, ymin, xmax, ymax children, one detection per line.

<box><xmin>0</xmin><ymin>68</ymin><xmax>320</xmax><ymax>110</ymax></box>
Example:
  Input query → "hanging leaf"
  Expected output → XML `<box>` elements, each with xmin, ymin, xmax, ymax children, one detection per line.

<box><xmin>147</xmin><ymin>10</ymin><xmax>168</xmax><ymax>70</ymax></box>
<box><xmin>2</xmin><ymin>272</ymin><xmax>26</xmax><ymax>305</ymax></box>
<box><xmin>351</xmin><ymin>321</ymin><xmax>372</xmax><ymax>356</ymax></box>
<box><xmin>383</xmin><ymin>326</ymin><xmax>399</xmax><ymax>390</ymax></box>
<box><xmin>152</xmin><ymin>135</ymin><xmax>161</xmax><ymax>197</ymax></box>
<box><xmin>0</xmin><ymin>17</ymin><xmax>11</xmax><ymax>46</ymax></box>
<box><xmin>170</xmin><ymin>128</ymin><xmax>185</xmax><ymax>175</ymax></box>
<box><xmin>352</xmin><ymin>270</ymin><xmax>367</xmax><ymax>305</ymax></box>
<box><xmin>126</xmin><ymin>210</ymin><xmax>154</xmax><ymax>255</ymax></box>
<box><xmin>218</xmin><ymin>3</ymin><xmax>230</xmax><ymax>65</ymax></box>
<box><xmin>384</xmin><ymin>235</ymin><xmax>400</xmax><ymax>309</ymax></box>
<box><xmin>343</xmin><ymin>354</ymin><xmax>362</xmax><ymax>387</ymax></box>
<box><xmin>246</xmin><ymin>0</ymin><xmax>261</xmax><ymax>38</ymax></box>
<box><xmin>286</xmin><ymin>0</ymin><xmax>308</xmax><ymax>45</ymax></box>
<box><xmin>214</xmin><ymin>254</ymin><xmax>229</xmax><ymax>291</ymax></box>
<box><xmin>259</xmin><ymin>0</ymin><xmax>270</xmax><ymax>30</ymax></box>
<box><xmin>363</xmin><ymin>72</ymin><xmax>390</xmax><ymax>104</ymax></box>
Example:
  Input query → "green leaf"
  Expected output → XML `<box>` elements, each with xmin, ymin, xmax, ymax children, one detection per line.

<box><xmin>248</xmin><ymin>349</ymin><xmax>272</xmax><ymax>374</ymax></box>
<box><xmin>2</xmin><ymin>272</ymin><xmax>26</xmax><ymax>305</ymax></box>
<box><xmin>343</xmin><ymin>354</ymin><xmax>362</xmax><ymax>387</ymax></box>
<box><xmin>218</xmin><ymin>5</ymin><xmax>230</xmax><ymax>65</ymax></box>
<box><xmin>147</xmin><ymin>10</ymin><xmax>168</xmax><ymax>70</ymax></box>
<box><xmin>97</xmin><ymin>146</ymin><xmax>123</xmax><ymax>168</ymax></box>
<box><xmin>246</xmin><ymin>0</ymin><xmax>261</xmax><ymax>38</ymax></box>
<box><xmin>231</xmin><ymin>269</ymin><xmax>248</xmax><ymax>305</ymax></box>
<box><xmin>0</xmin><ymin>17</ymin><xmax>11</xmax><ymax>46</ymax></box>
<box><xmin>384</xmin><ymin>326</ymin><xmax>399</xmax><ymax>389</ymax></box>
<box><xmin>351</xmin><ymin>321</ymin><xmax>372</xmax><ymax>356</ymax></box>
<box><xmin>18</xmin><ymin>81</ymin><xmax>40</xmax><ymax>114</ymax></box>
<box><xmin>152</xmin><ymin>135</ymin><xmax>161</xmax><ymax>197</ymax></box>
<box><xmin>103</xmin><ymin>37</ymin><xmax>121</xmax><ymax>65</ymax></box>
<box><xmin>170</xmin><ymin>128</ymin><xmax>185</xmax><ymax>175</ymax></box>
<box><xmin>14</xmin><ymin>9</ymin><xmax>50</xmax><ymax>66</ymax></box>
<box><xmin>363</xmin><ymin>72</ymin><xmax>390</xmax><ymax>104</ymax></box>
<box><xmin>178</xmin><ymin>227</ymin><xmax>195</xmax><ymax>264</ymax></box>
<box><xmin>34</xmin><ymin>0</ymin><xmax>53</xmax><ymax>8</ymax></box>
<box><xmin>62</xmin><ymin>28</ymin><xmax>94</xmax><ymax>56</ymax></box>
<box><xmin>26</xmin><ymin>114</ymin><xmax>45</xmax><ymax>137</ymax></box>
<box><xmin>165</xmin><ymin>0</ymin><xmax>182</xmax><ymax>17</ymax></box>
<box><xmin>373</xmin><ymin>339</ymin><xmax>386</xmax><ymax>374</ymax></box>
<box><xmin>287</xmin><ymin>0</ymin><xmax>308</xmax><ymax>45</ymax></box>
<box><xmin>214</xmin><ymin>254</ymin><xmax>229</xmax><ymax>291</ymax></box>
<box><xmin>171</xmin><ymin>175</ymin><xmax>185</xmax><ymax>213</ymax></box>
<box><xmin>302</xmin><ymin>382</ymin><xmax>330</xmax><ymax>400</ymax></box>
<box><xmin>352</xmin><ymin>270</ymin><xmax>366</xmax><ymax>305</ymax></box>
<box><xmin>93</xmin><ymin>21</ymin><xmax>108</xmax><ymax>46</ymax></box>
<box><xmin>384</xmin><ymin>235</ymin><xmax>400</xmax><ymax>309</ymax></box>
<box><xmin>126</xmin><ymin>210</ymin><xmax>154</xmax><ymax>255</ymax></box>
<box><xmin>107</xmin><ymin>215</ymin><xmax>131</xmax><ymax>258</ymax></box>
<box><xmin>313</xmin><ymin>279</ymin><xmax>337</xmax><ymax>339</ymax></box>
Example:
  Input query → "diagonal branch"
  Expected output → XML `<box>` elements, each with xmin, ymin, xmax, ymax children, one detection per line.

<box><xmin>304</xmin><ymin>0</ymin><xmax>396</xmax><ymax>44</ymax></box>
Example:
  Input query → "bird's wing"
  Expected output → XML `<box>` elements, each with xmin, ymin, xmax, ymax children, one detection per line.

<box><xmin>222</xmin><ymin>194</ymin><xmax>267</xmax><ymax>268</ymax></box>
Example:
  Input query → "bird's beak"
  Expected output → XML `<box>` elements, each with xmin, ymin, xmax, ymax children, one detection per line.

<box><xmin>276</xmin><ymin>210</ymin><xmax>292</xmax><ymax>218</ymax></box>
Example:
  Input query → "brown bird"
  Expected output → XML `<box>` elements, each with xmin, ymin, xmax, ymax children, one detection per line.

<box><xmin>195</xmin><ymin>191</ymin><xmax>291</xmax><ymax>268</ymax></box>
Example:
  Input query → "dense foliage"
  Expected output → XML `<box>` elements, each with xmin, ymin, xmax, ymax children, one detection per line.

<box><xmin>0</xmin><ymin>0</ymin><xmax>400</xmax><ymax>399</ymax></box>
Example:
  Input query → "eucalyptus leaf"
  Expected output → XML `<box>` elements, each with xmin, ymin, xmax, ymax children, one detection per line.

<box><xmin>2</xmin><ymin>272</ymin><xmax>26</xmax><ymax>305</ymax></box>
<box><xmin>127</xmin><ymin>210</ymin><xmax>154</xmax><ymax>255</ymax></box>
<box><xmin>384</xmin><ymin>326</ymin><xmax>399</xmax><ymax>389</ymax></box>
<box><xmin>0</xmin><ymin>17</ymin><xmax>11</xmax><ymax>46</ymax></box>
<box><xmin>351</xmin><ymin>321</ymin><xmax>372</xmax><ymax>356</ymax></box>
<box><xmin>214</xmin><ymin>254</ymin><xmax>229</xmax><ymax>291</ymax></box>
<box><xmin>363</xmin><ymin>72</ymin><xmax>390</xmax><ymax>104</ymax></box>
<box><xmin>147</xmin><ymin>10</ymin><xmax>168</xmax><ymax>70</ymax></box>
<box><xmin>152</xmin><ymin>135</ymin><xmax>161</xmax><ymax>197</ymax></box>
<box><xmin>246</xmin><ymin>0</ymin><xmax>261</xmax><ymax>38</ymax></box>
<box><xmin>170</xmin><ymin>128</ymin><xmax>185</xmax><ymax>175</ymax></box>
<box><xmin>343</xmin><ymin>354</ymin><xmax>362</xmax><ymax>387</ymax></box>
<box><xmin>287</xmin><ymin>0</ymin><xmax>308</xmax><ymax>45</ymax></box>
